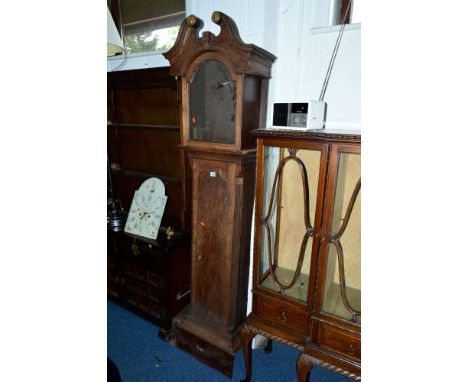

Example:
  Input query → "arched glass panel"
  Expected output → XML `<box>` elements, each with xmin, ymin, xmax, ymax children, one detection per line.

<box><xmin>258</xmin><ymin>146</ymin><xmax>322</xmax><ymax>303</ymax></box>
<box><xmin>322</xmin><ymin>152</ymin><xmax>361</xmax><ymax>323</ymax></box>
<box><xmin>189</xmin><ymin>60</ymin><xmax>236</xmax><ymax>144</ymax></box>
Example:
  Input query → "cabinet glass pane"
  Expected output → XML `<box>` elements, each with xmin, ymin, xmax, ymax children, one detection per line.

<box><xmin>259</xmin><ymin>145</ymin><xmax>322</xmax><ymax>303</ymax></box>
<box><xmin>322</xmin><ymin>152</ymin><xmax>361</xmax><ymax>323</ymax></box>
<box><xmin>189</xmin><ymin>60</ymin><xmax>236</xmax><ymax>144</ymax></box>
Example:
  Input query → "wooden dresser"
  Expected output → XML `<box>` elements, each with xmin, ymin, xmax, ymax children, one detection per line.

<box><xmin>107</xmin><ymin>67</ymin><xmax>191</xmax><ymax>340</ymax></box>
<box><xmin>107</xmin><ymin>230</ymin><xmax>190</xmax><ymax>340</ymax></box>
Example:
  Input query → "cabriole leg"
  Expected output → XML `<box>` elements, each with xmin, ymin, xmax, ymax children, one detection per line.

<box><xmin>240</xmin><ymin>325</ymin><xmax>256</xmax><ymax>382</ymax></box>
<box><xmin>296</xmin><ymin>353</ymin><xmax>315</xmax><ymax>382</ymax></box>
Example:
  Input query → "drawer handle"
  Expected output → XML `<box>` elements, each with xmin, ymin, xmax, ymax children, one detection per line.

<box><xmin>132</xmin><ymin>243</ymin><xmax>140</xmax><ymax>256</ymax></box>
<box><xmin>346</xmin><ymin>344</ymin><xmax>355</xmax><ymax>355</ymax></box>
<box><xmin>195</xmin><ymin>344</ymin><xmax>204</xmax><ymax>353</ymax></box>
<box><xmin>279</xmin><ymin>311</ymin><xmax>288</xmax><ymax>323</ymax></box>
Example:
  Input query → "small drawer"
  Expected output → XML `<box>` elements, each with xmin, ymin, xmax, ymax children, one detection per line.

<box><xmin>148</xmin><ymin>285</ymin><xmax>160</xmax><ymax>303</ymax></box>
<box><xmin>124</xmin><ymin>277</ymin><xmax>136</xmax><ymax>291</ymax></box>
<box><xmin>175</xmin><ymin>326</ymin><xmax>233</xmax><ymax>377</ymax></box>
<box><xmin>147</xmin><ymin>271</ymin><xmax>160</xmax><ymax>287</ymax></box>
<box><xmin>317</xmin><ymin>324</ymin><xmax>360</xmax><ymax>361</ymax></box>
<box><xmin>136</xmin><ymin>293</ymin><xmax>148</xmax><ymax>311</ymax></box>
<box><xmin>147</xmin><ymin>272</ymin><xmax>166</xmax><ymax>290</ymax></box>
<box><xmin>124</xmin><ymin>277</ymin><xmax>146</xmax><ymax>292</ymax></box>
<box><xmin>134</xmin><ymin>266</ymin><xmax>146</xmax><ymax>281</ymax></box>
<box><xmin>148</xmin><ymin>307</ymin><xmax>162</xmax><ymax>320</ymax></box>
<box><xmin>256</xmin><ymin>295</ymin><xmax>309</xmax><ymax>335</ymax></box>
<box><xmin>123</xmin><ymin>263</ymin><xmax>135</xmax><ymax>278</ymax></box>
<box><xmin>107</xmin><ymin>281</ymin><xmax>120</xmax><ymax>298</ymax></box>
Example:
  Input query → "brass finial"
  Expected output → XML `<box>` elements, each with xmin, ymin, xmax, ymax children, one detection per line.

<box><xmin>212</xmin><ymin>11</ymin><xmax>221</xmax><ymax>24</ymax></box>
<box><xmin>187</xmin><ymin>15</ymin><xmax>198</xmax><ymax>26</ymax></box>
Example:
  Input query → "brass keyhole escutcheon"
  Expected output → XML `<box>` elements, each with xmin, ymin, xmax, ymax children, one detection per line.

<box><xmin>279</xmin><ymin>311</ymin><xmax>288</xmax><ymax>323</ymax></box>
<box><xmin>132</xmin><ymin>243</ymin><xmax>140</xmax><ymax>256</ymax></box>
<box><xmin>165</xmin><ymin>226</ymin><xmax>175</xmax><ymax>240</ymax></box>
<box><xmin>347</xmin><ymin>344</ymin><xmax>355</xmax><ymax>355</ymax></box>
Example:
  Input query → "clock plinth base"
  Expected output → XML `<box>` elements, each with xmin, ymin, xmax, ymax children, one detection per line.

<box><xmin>173</xmin><ymin>306</ymin><xmax>242</xmax><ymax>378</ymax></box>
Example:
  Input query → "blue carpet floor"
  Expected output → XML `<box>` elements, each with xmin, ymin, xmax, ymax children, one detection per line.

<box><xmin>108</xmin><ymin>300</ymin><xmax>353</xmax><ymax>381</ymax></box>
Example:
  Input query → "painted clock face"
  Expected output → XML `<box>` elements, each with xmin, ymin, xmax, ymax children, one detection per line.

<box><xmin>124</xmin><ymin>178</ymin><xmax>167</xmax><ymax>240</ymax></box>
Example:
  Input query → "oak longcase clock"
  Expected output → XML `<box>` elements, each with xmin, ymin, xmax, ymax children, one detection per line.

<box><xmin>163</xmin><ymin>11</ymin><xmax>276</xmax><ymax>377</ymax></box>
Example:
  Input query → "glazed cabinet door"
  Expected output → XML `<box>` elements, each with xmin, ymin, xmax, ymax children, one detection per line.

<box><xmin>316</xmin><ymin>144</ymin><xmax>361</xmax><ymax>325</ymax></box>
<box><xmin>254</xmin><ymin>140</ymin><xmax>329</xmax><ymax>305</ymax></box>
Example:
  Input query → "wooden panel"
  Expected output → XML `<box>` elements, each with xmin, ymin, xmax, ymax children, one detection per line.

<box><xmin>256</xmin><ymin>294</ymin><xmax>309</xmax><ymax>335</ymax></box>
<box><xmin>317</xmin><ymin>323</ymin><xmax>360</xmax><ymax>362</ymax></box>
<box><xmin>107</xmin><ymin>67</ymin><xmax>177</xmax><ymax>91</ymax></box>
<box><xmin>117</xmin><ymin>126</ymin><xmax>182</xmax><ymax>178</ymax></box>
<box><xmin>230</xmin><ymin>160</ymin><xmax>256</xmax><ymax>330</ymax></box>
<box><xmin>114</xmin><ymin>88</ymin><xmax>179</xmax><ymax>125</ymax></box>
<box><xmin>240</xmin><ymin>75</ymin><xmax>262</xmax><ymax>149</ymax></box>
<box><xmin>190</xmin><ymin>158</ymin><xmax>233</xmax><ymax>328</ymax></box>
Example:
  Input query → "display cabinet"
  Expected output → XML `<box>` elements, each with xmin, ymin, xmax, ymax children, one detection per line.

<box><xmin>240</xmin><ymin>129</ymin><xmax>361</xmax><ymax>381</ymax></box>
<box><xmin>163</xmin><ymin>12</ymin><xmax>276</xmax><ymax>378</ymax></box>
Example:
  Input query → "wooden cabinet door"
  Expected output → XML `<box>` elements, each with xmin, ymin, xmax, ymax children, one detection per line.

<box><xmin>190</xmin><ymin>157</ymin><xmax>237</xmax><ymax>330</ymax></box>
<box><xmin>315</xmin><ymin>143</ymin><xmax>361</xmax><ymax>327</ymax></box>
<box><xmin>253</xmin><ymin>139</ymin><xmax>329</xmax><ymax>308</ymax></box>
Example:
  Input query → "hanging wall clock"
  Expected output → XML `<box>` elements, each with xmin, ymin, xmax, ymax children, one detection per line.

<box><xmin>124</xmin><ymin>178</ymin><xmax>167</xmax><ymax>240</ymax></box>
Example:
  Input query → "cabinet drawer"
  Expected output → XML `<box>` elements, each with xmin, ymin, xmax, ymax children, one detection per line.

<box><xmin>119</xmin><ymin>236</ymin><xmax>159</xmax><ymax>259</ymax></box>
<box><xmin>148</xmin><ymin>306</ymin><xmax>162</xmax><ymax>320</ymax></box>
<box><xmin>147</xmin><ymin>271</ymin><xmax>162</xmax><ymax>287</ymax></box>
<box><xmin>256</xmin><ymin>295</ymin><xmax>309</xmax><ymax>335</ymax></box>
<box><xmin>107</xmin><ymin>280</ymin><xmax>120</xmax><ymax>298</ymax></box>
<box><xmin>317</xmin><ymin>324</ymin><xmax>360</xmax><ymax>361</ymax></box>
<box><xmin>123</xmin><ymin>277</ymin><xmax>147</xmax><ymax>294</ymax></box>
<box><xmin>148</xmin><ymin>285</ymin><xmax>160</xmax><ymax>303</ymax></box>
<box><xmin>123</xmin><ymin>262</ymin><xmax>135</xmax><ymax>278</ymax></box>
<box><xmin>134</xmin><ymin>266</ymin><xmax>146</xmax><ymax>281</ymax></box>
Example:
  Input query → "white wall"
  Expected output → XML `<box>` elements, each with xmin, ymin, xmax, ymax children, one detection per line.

<box><xmin>270</xmin><ymin>0</ymin><xmax>361</xmax><ymax>130</ymax></box>
<box><xmin>108</xmin><ymin>0</ymin><xmax>360</xmax><ymax>129</ymax></box>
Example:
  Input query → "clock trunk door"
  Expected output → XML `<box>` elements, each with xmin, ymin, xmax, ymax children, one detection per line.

<box><xmin>190</xmin><ymin>158</ymin><xmax>235</xmax><ymax>330</ymax></box>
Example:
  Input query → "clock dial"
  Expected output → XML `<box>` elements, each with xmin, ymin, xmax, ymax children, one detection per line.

<box><xmin>124</xmin><ymin>178</ymin><xmax>167</xmax><ymax>239</ymax></box>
